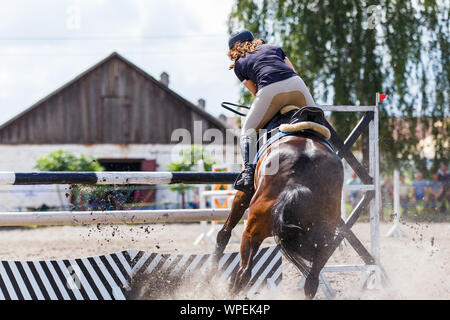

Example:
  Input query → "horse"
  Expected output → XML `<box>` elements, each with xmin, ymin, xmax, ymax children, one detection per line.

<box><xmin>213</xmin><ymin>117</ymin><xmax>344</xmax><ymax>299</ymax></box>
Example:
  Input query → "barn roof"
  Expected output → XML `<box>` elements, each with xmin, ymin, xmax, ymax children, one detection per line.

<box><xmin>0</xmin><ymin>52</ymin><xmax>230</xmax><ymax>144</ymax></box>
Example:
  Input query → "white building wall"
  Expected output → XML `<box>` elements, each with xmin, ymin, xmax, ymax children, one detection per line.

<box><xmin>0</xmin><ymin>144</ymin><xmax>239</xmax><ymax>211</ymax></box>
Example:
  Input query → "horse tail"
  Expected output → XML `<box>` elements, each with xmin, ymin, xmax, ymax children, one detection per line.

<box><xmin>272</xmin><ymin>183</ymin><xmax>312</xmax><ymax>274</ymax></box>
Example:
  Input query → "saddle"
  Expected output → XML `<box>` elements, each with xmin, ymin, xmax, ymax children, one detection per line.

<box><xmin>254</xmin><ymin>105</ymin><xmax>333</xmax><ymax>164</ymax></box>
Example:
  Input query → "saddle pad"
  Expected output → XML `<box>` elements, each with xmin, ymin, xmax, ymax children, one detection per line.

<box><xmin>280</xmin><ymin>122</ymin><xmax>331</xmax><ymax>140</ymax></box>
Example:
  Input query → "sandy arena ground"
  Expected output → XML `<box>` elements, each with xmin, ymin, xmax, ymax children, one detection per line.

<box><xmin>0</xmin><ymin>221</ymin><xmax>448</xmax><ymax>300</ymax></box>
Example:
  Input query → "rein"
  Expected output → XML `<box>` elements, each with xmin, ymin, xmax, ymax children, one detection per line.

<box><xmin>221</xmin><ymin>102</ymin><xmax>250</xmax><ymax>117</ymax></box>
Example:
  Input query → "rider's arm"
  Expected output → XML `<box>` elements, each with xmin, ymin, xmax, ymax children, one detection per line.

<box><xmin>234</xmin><ymin>60</ymin><xmax>257</xmax><ymax>96</ymax></box>
<box><xmin>284</xmin><ymin>57</ymin><xmax>296</xmax><ymax>73</ymax></box>
<box><xmin>243</xmin><ymin>79</ymin><xmax>258</xmax><ymax>96</ymax></box>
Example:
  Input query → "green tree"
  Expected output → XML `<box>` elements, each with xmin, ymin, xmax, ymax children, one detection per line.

<box><xmin>35</xmin><ymin>150</ymin><xmax>104</xmax><ymax>172</ymax></box>
<box><xmin>228</xmin><ymin>0</ymin><xmax>449</xmax><ymax>174</ymax></box>
<box><xmin>35</xmin><ymin>150</ymin><xmax>105</xmax><ymax>210</ymax></box>
<box><xmin>166</xmin><ymin>145</ymin><xmax>218</xmax><ymax>208</ymax></box>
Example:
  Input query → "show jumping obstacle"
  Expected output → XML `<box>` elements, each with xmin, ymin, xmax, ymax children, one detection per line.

<box><xmin>311</xmin><ymin>96</ymin><xmax>388</xmax><ymax>297</ymax></box>
<box><xmin>0</xmin><ymin>246</ymin><xmax>281</xmax><ymax>300</ymax></box>
<box><xmin>0</xmin><ymin>96</ymin><xmax>388</xmax><ymax>299</ymax></box>
<box><xmin>0</xmin><ymin>172</ymin><xmax>242</xmax><ymax>226</ymax></box>
<box><xmin>0</xmin><ymin>170</ymin><xmax>280</xmax><ymax>300</ymax></box>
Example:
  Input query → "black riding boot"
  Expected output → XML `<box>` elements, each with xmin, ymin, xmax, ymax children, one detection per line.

<box><xmin>234</xmin><ymin>136</ymin><xmax>256</xmax><ymax>193</ymax></box>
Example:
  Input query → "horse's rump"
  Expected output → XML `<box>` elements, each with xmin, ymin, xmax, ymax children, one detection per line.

<box><xmin>257</xmin><ymin>134</ymin><xmax>343</xmax><ymax>262</ymax></box>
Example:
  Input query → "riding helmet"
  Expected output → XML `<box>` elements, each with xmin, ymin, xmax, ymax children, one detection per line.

<box><xmin>228</xmin><ymin>29</ymin><xmax>255</xmax><ymax>49</ymax></box>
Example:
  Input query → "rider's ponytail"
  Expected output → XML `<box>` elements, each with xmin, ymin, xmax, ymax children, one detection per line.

<box><xmin>228</xmin><ymin>39</ymin><xmax>264</xmax><ymax>70</ymax></box>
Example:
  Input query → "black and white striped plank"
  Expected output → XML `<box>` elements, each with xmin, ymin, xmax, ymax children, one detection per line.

<box><xmin>0</xmin><ymin>246</ymin><xmax>282</xmax><ymax>300</ymax></box>
<box><xmin>0</xmin><ymin>171</ymin><xmax>239</xmax><ymax>185</ymax></box>
<box><xmin>0</xmin><ymin>254</ymin><xmax>130</xmax><ymax>300</ymax></box>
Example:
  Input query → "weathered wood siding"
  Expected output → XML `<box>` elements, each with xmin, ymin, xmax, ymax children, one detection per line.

<box><xmin>0</xmin><ymin>55</ymin><xmax>227</xmax><ymax>144</ymax></box>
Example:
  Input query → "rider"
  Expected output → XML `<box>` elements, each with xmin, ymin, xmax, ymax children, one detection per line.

<box><xmin>228</xmin><ymin>29</ymin><xmax>316</xmax><ymax>193</ymax></box>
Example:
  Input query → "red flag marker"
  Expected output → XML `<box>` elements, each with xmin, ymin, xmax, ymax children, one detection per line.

<box><xmin>378</xmin><ymin>93</ymin><xmax>388</xmax><ymax>102</ymax></box>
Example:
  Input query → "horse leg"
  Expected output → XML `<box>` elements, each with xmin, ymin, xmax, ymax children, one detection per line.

<box><xmin>213</xmin><ymin>190</ymin><xmax>252</xmax><ymax>264</ymax></box>
<box><xmin>231</xmin><ymin>229</ymin><xmax>263</xmax><ymax>295</ymax></box>
<box><xmin>231</xmin><ymin>201</ymin><xmax>272</xmax><ymax>295</ymax></box>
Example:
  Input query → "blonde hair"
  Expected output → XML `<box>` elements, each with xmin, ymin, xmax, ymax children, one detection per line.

<box><xmin>228</xmin><ymin>39</ymin><xmax>264</xmax><ymax>69</ymax></box>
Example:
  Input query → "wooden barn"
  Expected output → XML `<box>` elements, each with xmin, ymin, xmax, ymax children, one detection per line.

<box><xmin>0</xmin><ymin>52</ymin><xmax>228</xmax><ymax>144</ymax></box>
<box><xmin>0</xmin><ymin>52</ymin><xmax>236</xmax><ymax>211</ymax></box>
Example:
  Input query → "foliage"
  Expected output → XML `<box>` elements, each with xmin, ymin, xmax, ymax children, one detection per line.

<box><xmin>166</xmin><ymin>145</ymin><xmax>218</xmax><ymax>208</ymax></box>
<box><xmin>228</xmin><ymin>0</ymin><xmax>449</xmax><ymax>175</ymax></box>
<box><xmin>35</xmin><ymin>150</ymin><xmax>104</xmax><ymax>172</ymax></box>
<box><xmin>35</xmin><ymin>150</ymin><xmax>107</xmax><ymax>210</ymax></box>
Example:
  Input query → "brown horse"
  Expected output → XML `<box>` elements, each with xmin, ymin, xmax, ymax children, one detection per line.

<box><xmin>213</xmin><ymin>132</ymin><xmax>343</xmax><ymax>299</ymax></box>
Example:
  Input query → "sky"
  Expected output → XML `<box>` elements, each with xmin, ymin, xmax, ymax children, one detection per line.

<box><xmin>0</xmin><ymin>0</ymin><xmax>241</xmax><ymax>126</ymax></box>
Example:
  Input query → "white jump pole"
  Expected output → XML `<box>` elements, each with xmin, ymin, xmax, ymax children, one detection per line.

<box><xmin>356</xmin><ymin>93</ymin><xmax>384</xmax><ymax>291</ymax></box>
<box><xmin>0</xmin><ymin>208</ymin><xmax>248</xmax><ymax>226</ymax></box>
<box><xmin>386</xmin><ymin>169</ymin><xmax>407</xmax><ymax>237</ymax></box>
<box><xmin>369</xmin><ymin>94</ymin><xmax>381</xmax><ymax>265</ymax></box>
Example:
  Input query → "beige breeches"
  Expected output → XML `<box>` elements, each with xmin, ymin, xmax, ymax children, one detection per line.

<box><xmin>241</xmin><ymin>75</ymin><xmax>315</xmax><ymax>136</ymax></box>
